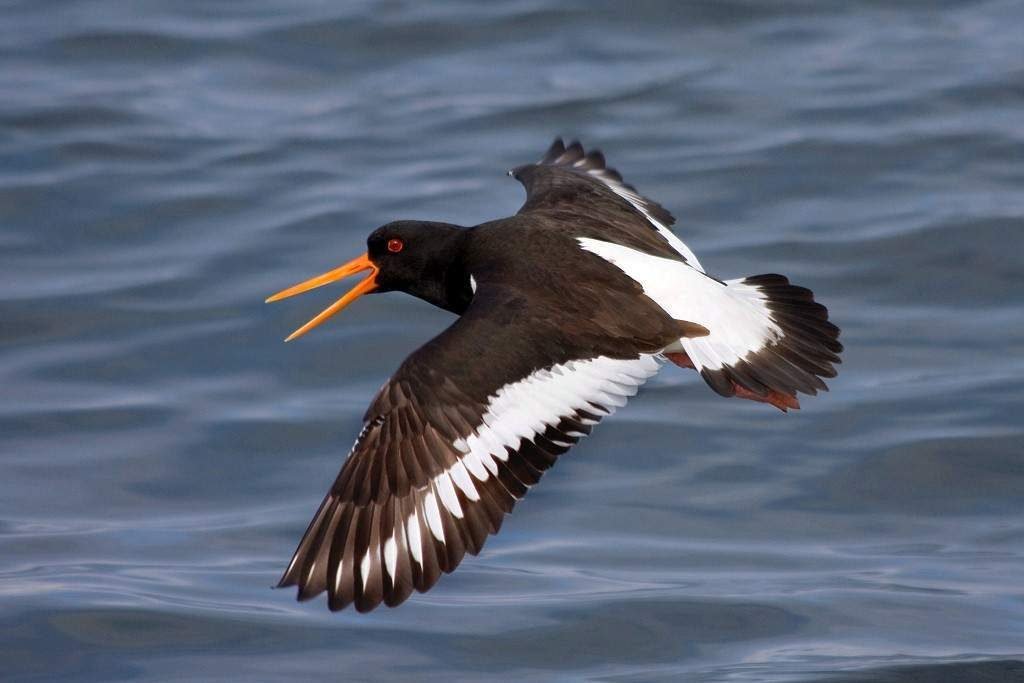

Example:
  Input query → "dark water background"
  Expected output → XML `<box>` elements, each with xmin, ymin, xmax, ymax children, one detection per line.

<box><xmin>2</xmin><ymin>1</ymin><xmax>1023</xmax><ymax>681</ymax></box>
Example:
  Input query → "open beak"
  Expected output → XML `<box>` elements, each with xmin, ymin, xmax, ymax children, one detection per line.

<box><xmin>266</xmin><ymin>253</ymin><xmax>378</xmax><ymax>342</ymax></box>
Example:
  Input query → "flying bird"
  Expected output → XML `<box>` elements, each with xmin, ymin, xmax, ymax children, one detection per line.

<box><xmin>267</xmin><ymin>139</ymin><xmax>842</xmax><ymax>612</ymax></box>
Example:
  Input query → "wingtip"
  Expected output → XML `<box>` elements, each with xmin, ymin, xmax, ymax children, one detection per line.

<box><xmin>541</xmin><ymin>137</ymin><xmax>566</xmax><ymax>163</ymax></box>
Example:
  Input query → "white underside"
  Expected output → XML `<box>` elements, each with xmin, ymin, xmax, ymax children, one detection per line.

<box><xmin>577</xmin><ymin>238</ymin><xmax>782</xmax><ymax>372</ymax></box>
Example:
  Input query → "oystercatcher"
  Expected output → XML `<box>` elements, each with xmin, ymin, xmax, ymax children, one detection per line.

<box><xmin>267</xmin><ymin>139</ymin><xmax>842</xmax><ymax>612</ymax></box>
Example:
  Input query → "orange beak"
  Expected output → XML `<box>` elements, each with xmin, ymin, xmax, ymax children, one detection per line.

<box><xmin>266</xmin><ymin>253</ymin><xmax>378</xmax><ymax>342</ymax></box>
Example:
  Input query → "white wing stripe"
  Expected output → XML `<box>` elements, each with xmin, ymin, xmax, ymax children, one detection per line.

<box><xmin>450</xmin><ymin>355</ymin><xmax>661</xmax><ymax>476</ymax></box>
<box><xmin>406</xmin><ymin>508</ymin><xmax>423</xmax><ymax>567</ymax></box>
<box><xmin>334</xmin><ymin>556</ymin><xmax>345</xmax><ymax>594</ymax></box>
<box><xmin>383</xmin><ymin>536</ymin><xmax>398</xmax><ymax>581</ymax></box>
<box><xmin>434</xmin><ymin>473</ymin><xmax>463</xmax><ymax>518</ymax></box>
<box><xmin>423</xmin><ymin>492</ymin><xmax>445</xmax><ymax>543</ymax></box>
<box><xmin>359</xmin><ymin>550</ymin><xmax>372</xmax><ymax>590</ymax></box>
<box><xmin>380</xmin><ymin>355</ymin><xmax>662</xmax><ymax>575</ymax></box>
<box><xmin>448</xmin><ymin>460</ymin><xmax>480</xmax><ymax>502</ymax></box>
<box><xmin>456</xmin><ymin>441</ymin><xmax>491</xmax><ymax>481</ymax></box>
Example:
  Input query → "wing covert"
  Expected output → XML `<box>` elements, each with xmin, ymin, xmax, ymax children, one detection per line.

<box><xmin>511</xmin><ymin>138</ymin><xmax>705</xmax><ymax>271</ymax></box>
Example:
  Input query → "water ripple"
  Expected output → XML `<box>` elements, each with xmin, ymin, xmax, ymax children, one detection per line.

<box><xmin>2</xmin><ymin>0</ymin><xmax>1023</xmax><ymax>680</ymax></box>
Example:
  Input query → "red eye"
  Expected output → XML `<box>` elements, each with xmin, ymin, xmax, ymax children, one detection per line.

<box><xmin>387</xmin><ymin>238</ymin><xmax>404</xmax><ymax>253</ymax></box>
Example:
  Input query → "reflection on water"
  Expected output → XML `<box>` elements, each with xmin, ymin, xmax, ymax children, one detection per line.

<box><xmin>2</xmin><ymin>0</ymin><xmax>1022</xmax><ymax>680</ymax></box>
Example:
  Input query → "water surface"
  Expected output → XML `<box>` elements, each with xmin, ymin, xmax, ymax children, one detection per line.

<box><xmin>2</xmin><ymin>1</ymin><xmax>1023</xmax><ymax>680</ymax></box>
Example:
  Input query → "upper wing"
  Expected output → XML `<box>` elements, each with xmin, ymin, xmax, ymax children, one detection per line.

<box><xmin>277</xmin><ymin>290</ymin><xmax>664</xmax><ymax>612</ymax></box>
<box><xmin>510</xmin><ymin>138</ymin><xmax>705</xmax><ymax>272</ymax></box>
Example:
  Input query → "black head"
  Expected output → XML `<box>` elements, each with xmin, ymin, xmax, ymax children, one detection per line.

<box><xmin>266</xmin><ymin>220</ymin><xmax>472</xmax><ymax>341</ymax></box>
<box><xmin>366</xmin><ymin>220</ymin><xmax>469</xmax><ymax>306</ymax></box>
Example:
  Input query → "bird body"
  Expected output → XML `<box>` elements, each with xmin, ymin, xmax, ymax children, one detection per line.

<box><xmin>267</xmin><ymin>139</ymin><xmax>842</xmax><ymax>611</ymax></box>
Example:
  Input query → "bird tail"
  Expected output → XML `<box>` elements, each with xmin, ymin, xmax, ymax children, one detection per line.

<box><xmin>667</xmin><ymin>274</ymin><xmax>842</xmax><ymax>411</ymax></box>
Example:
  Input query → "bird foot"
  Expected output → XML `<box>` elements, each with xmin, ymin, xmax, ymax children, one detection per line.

<box><xmin>665</xmin><ymin>352</ymin><xmax>799</xmax><ymax>411</ymax></box>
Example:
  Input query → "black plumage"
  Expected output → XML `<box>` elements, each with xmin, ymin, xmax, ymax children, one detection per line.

<box><xmin>269</xmin><ymin>138</ymin><xmax>842</xmax><ymax>611</ymax></box>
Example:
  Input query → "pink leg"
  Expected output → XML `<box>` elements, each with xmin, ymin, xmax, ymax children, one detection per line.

<box><xmin>732</xmin><ymin>384</ymin><xmax>800</xmax><ymax>412</ymax></box>
<box><xmin>665</xmin><ymin>352</ymin><xmax>695</xmax><ymax>370</ymax></box>
<box><xmin>666</xmin><ymin>351</ymin><xmax>800</xmax><ymax>412</ymax></box>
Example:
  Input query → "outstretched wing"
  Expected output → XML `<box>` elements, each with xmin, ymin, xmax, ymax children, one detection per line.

<box><xmin>277</xmin><ymin>289</ymin><xmax>665</xmax><ymax>612</ymax></box>
<box><xmin>511</xmin><ymin>138</ymin><xmax>705</xmax><ymax>272</ymax></box>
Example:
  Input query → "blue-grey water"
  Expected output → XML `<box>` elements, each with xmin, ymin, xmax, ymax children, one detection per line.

<box><xmin>2</xmin><ymin>2</ymin><xmax>1023</xmax><ymax>681</ymax></box>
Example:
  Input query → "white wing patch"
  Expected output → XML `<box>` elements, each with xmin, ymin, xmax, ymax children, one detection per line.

<box><xmin>397</xmin><ymin>354</ymin><xmax>661</xmax><ymax>568</ymax></box>
<box><xmin>461</xmin><ymin>354</ymin><xmax>660</xmax><ymax>460</ymax></box>
<box><xmin>577</xmin><ymin>238</ymin><xmax>783</xmax><ymax>372</ymax></box>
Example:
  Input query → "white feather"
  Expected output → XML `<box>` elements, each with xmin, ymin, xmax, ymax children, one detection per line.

<box><xmin>383</xmin><ymin>536</ymin><xmax>398</xmax><ymax>580</ymax></box>
<box><xmin>423</xmin><ymin>492</ymin><xmax>445</xmax><ymax>543</ymax></box>
<box><xmin>577</xmin><ymin>238</ymin><xmax>782</xmax><ymax>372</ymax></box>
<box><xmin>334</xmin><ymin>557</ymin><xmax>345</xmax><ymax>593</ymax></box>
<box><xmin>359</xmin><ymin>550</ymin><xmax>372</xmax><ymax>589</ymax></box>
<box><xmin>455</xmin><ymin>439</ymin><xmax>491</xmax><ymax>481</ymax></box>
<box><xmin>434</xmin><ymin>473</ymin><xmax>463</xmax><ymax>519</ymax></box>
<box><xmin>448</xmin><ymin>460</ymin><xmax>480</xmax><ymax>502</ymax></box>
<box><xmin>452</xmin><ymin>354</ymin><xmax>660</xmax><ymax>474</ymax></box>
<box><xmin>406</xmin><ymin>509</ymin><xmax>423</xmax><ymax>566</ymax></box>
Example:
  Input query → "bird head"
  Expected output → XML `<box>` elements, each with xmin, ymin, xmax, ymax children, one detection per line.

<box><xmin>266</xmin><ymin>221</ymin><xmax>467</xmax><ymax>341</ymax></box>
